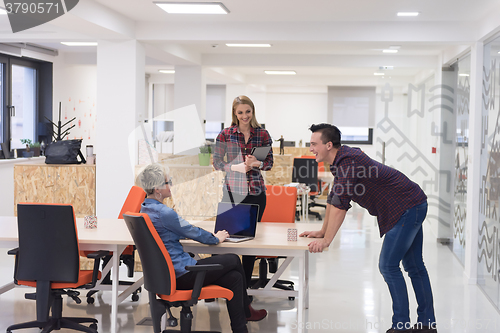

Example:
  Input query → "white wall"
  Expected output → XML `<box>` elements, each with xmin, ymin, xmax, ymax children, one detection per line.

<box><xmin>265</xmin><ymin>91</ymin><xmax>327</xmax><ymax>145</ymax></box>
<box><xmin>53</xmin><ymin>52</ymin><xmax>97</xmax><ymax>155</ymax></box>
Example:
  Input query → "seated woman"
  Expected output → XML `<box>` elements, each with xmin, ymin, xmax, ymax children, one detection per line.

<box><xmin>138</xmin><ymin>163</ymin><xmax>267</xmax><ymax>333</ymax></box>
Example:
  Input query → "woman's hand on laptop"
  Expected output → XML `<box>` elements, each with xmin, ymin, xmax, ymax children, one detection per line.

<box><xmin>214</xmin><ymin>230</ymin><xmax>229</xmax><ymax>243</ymax></box>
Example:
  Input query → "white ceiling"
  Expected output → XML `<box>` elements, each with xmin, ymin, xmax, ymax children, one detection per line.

<box><xmin>1</xmin><ymin>0</ymin><xmax>500</xmax><ymax>86</ymax></box>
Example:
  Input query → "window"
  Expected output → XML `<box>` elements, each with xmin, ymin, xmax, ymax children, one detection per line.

<box><xmin>205</xmin><ymin>121</ymin><xmax>223</xmax><ymax>140</ymax></box>
<box><xmin>0</xmin><ymin>54</ymin><xmax>47</xmax><ymax>154</ymax></box>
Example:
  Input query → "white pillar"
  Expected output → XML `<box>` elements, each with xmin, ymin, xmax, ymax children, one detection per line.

<box><xmin>464</xmin><ymin>41</ymin><xmax>483</xmax><ymax>284</ymax></box>
<box><xmin>96</xmin><ymin>40</ymin><xmax>145</xmax><ymax>218</ymax></box>
<box><xmin>174</xmin><ymin>65</ymin><xmax>205</xmax><ymax>129</ymax></box>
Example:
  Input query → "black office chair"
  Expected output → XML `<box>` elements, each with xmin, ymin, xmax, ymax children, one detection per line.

<box><xmin>7</xmin><ymin>203</ymin><xmax>108</xmax><ymax>333</ymax></box>
<box><xmin>123</xmin><ymin>212</ymin><xmax>234</xmax><ymax>333</ymax></box>
<box><xmin>292</xmin><ymin>157</ymin><xmax>326</xmax><ymax>220</ymax></box>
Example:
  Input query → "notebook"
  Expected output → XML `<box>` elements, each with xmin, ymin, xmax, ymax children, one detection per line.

<box><xmin>214</xmin><ymin>202</ymin><xmax>259</xmax><ymax>242</ymax></box>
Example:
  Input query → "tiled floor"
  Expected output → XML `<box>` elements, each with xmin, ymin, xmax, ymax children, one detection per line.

<box><xmin>1</xmin><ymin>206</ymin><xmax>500</xmax><ymax>332</ymax></box>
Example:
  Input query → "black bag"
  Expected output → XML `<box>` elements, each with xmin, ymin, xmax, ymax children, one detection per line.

<box><xmin>45</xmin><ymin>139</ymin><xmax>86</xmax><ymax>164</ymax></box>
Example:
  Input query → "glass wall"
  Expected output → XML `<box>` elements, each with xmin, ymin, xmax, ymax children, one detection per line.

<box><xmin>478</xmin><ymin>37</ymin><xmax>500</xmax><ymax>309</ymax></box>
<box><xmin>375</xmin><ymin>72</ymin><xmax>456</xmax><ymax>238</ymax></box>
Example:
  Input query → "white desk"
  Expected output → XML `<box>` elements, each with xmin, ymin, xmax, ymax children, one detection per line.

<box><xmin>183</xmin><ymin>220</ymin><xmax>327</xmax><ymax>325</ymax></box>
<box><xmin>0</xmin><ymin>216</ymin><xmax>136</xmax><ymax>333</ymax></box>
<box><xmin>0</xmin><ymin>217</ymin><xmax>323</xmax><ymax>330</ymax></box>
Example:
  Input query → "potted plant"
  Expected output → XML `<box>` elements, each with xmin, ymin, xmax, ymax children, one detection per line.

<box><xmin>31</xmin><ymin>142</ymin><xmax>41</xmax><ymax>157</ymax></box>
<box><xmin>198</xmin><ymin>143</ymin><xmax>212</xmax><ymax>166</ymax></box>
<box><xmin>20</xmin><ymin>139</ymin><xmax>34</xmax><ymax>158</ymax></box>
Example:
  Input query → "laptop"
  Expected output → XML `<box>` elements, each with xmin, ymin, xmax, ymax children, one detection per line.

<box><xmin>214</xmin><ymin>202</ymin><xmax>259</xmax><ymax>242</ymax></box>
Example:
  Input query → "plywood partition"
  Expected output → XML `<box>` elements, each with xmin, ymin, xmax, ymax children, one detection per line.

<box><xmin>14</xmin><ymin>164</ymin><xmax>96</xmax><ymax>217</ymax></box>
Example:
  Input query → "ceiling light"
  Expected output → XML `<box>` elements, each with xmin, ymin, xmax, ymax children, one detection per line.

<box><xmin>155</xmin><ymin>2</ymin><xmax>229</xmax><ymax>14</ymax></box>
<box><xmin>226</xmin><ymin>44</ymin><xmax>271</xmax><ymax>48</ymax></box>
<box><xmin>0</xmin><ymin>8</ymin><xmax>7</xmax><ymax>15</ymax></box>
<box><xmin>397</xmin><ymin>12</ymin><xmax>419</xmax><ymax>17</ymax></box>
<box><xmin>383</xmin><ymin>49</ymin><xmax>398</xmax><ymax>53</ymax></box>
<box><xmin>61</xmin><ymin>42</ymin><xmax>98</xmax><ymax>46</ymax></box>
<box><xmin>374</xmin><ymin>73</ymin><xmax>385</xmax><ymax>76</ymax></box>
<box><xmin>459</xmin><ymin>73</ymin><xmax>469</xmax><ymax>77</ymax></box>
<box><xmin>159</xmin><ymin>69</ymin><xmax>175</xmax><ymax>74</ymax></box>
<box><xmin>264</xmin><ymin>70</ymin><xmax>296</xmax><ymax>75</ymax></box>
<box><xmin>379</xmin><ymin>66</ymin><xmax>394</xmax><ymax>70</ymax></box>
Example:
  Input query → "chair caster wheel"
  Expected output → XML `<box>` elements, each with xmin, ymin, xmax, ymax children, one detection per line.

<box><xmin>87</xmin><ymin>297</ymin><xmax>95</xmax><ymax>304</ymax></box>
<box><xmin>89</xmin><ymin>323</ymin><xmax>98</xmax><ymax>330</ymax></box>
<box><xmin>288</xmin><ymin>297</ymin><xmax>295</xmax><ymax>301</ymax></box>
<box><xmin>131</xmin><ymin>293</ymin><xmax>139</xmax><ymax>302</ymax></box>
<box><xmin>167</xmin><ymin>317</ymin><xmax>178</xmax><ymax>327</ymax></box>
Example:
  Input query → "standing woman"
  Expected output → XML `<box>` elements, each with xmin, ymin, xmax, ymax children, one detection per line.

<box><xmin>213</xmin><ymin>95</ymin><xmax>274</xmax><ymax>287</ymax></box>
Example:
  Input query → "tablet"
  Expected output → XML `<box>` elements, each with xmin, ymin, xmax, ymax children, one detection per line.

<box><xmin>250</xmin><ymin>146</ymin><xmax>271</xmax><ymax>161</ymax></box>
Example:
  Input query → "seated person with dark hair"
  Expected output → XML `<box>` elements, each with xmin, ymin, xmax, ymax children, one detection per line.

<box><xmin>139</xmin><ymin>163</ymin><xmax>267</xmax><ymax>333</ymax></box>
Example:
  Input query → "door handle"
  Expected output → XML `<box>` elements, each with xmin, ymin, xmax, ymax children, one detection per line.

<box><xmin>7</xmin><ymin>105</ymin><xmax>15</xmax><ymax>117</ymax></box>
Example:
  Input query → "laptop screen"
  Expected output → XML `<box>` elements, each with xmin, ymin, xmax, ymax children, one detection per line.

<box><xmin>214</xmin><ymin>202</ymin><xmax>259</xmax><ymax>237</ymax></box>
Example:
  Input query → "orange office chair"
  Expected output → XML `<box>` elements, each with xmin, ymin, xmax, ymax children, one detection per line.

<box><xmin>85</xmin><ymin>185</ymin><xmax>146</xmax><ymax>303</ymax></box>
<box><xmin>123</xmin><ymin>212</ymin><xmax>234</xmax><ymax>333</ymax></box>
<box><xmin>251</xmin><ymin>185</ymin><xmax>297</xmax><ymax>299</ymax></box>
<box><xmin>7</xmin><ymin>203</ymin><xmax>108</xmax><ymax>333</ymax></box>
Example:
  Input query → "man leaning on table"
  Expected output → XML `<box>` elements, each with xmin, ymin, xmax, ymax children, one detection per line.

<box><xmin>300</xmin><ymin>123</ymin><xmax>437</xmax><ymax>333</ymax></box>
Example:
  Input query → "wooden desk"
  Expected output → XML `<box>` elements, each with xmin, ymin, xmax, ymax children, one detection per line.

<box><xmin>183</xmin><ymin>220</ymin><xmax>327</xmax><ymax>324</ymax></box>
<box><xmin>0</xmin><ymin>216</ymin><xmax>135</xmax><ymax>333</ymax></box>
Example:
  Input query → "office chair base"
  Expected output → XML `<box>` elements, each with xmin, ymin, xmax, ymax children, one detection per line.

<box><xmin>86</xmin><ymin>283</ymin><xmax>141</xmax><ymax>304</ymax></box>
<box><xmin>7</xmin><ymin>317</ymin><xmax>98</xmax><ymax>333</ymax></box>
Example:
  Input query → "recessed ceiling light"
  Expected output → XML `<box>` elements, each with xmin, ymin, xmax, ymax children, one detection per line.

<box><xmin>397</xmin><ymin>12</ymin><xmax>419</xmax><ymax>17</ymax></box>
<box><xmin>374</xmin><ymin>73</ymin><xmax>385</xmax><ymax>76</ymax></box>
<box><xmin>383</xmin><ymin>49</ymin><xmax>398</xmax><ymax>53</ymax></box>
<box><xmin>159</xmin><ymin>69</ymin><xmax>175</xmax><ymax>74</ymax></box>
<box><xmin>61</xmin><ymin>42</ymin><xmax>98</xmax><ymax>46</ymax></box>
<box><xmin>155</xmin><ymin>2</ymin><xmax>229</xmax><ymax>14</ymax></box>
<box><xmin>264</xmin><ymin>70</ymin><xmax>296</xmax><ymax>75</ymax></box>
<box><xmin>0</xmin><ymin>8</ymin><xmax>7</xmax><ymax>15</ymax></box>
<box><xmin>226</xmin><ymin>44</ymin><xmax>272</xmax><ymax>48</ymax></box>
<box><xmin>459</xmin><ymin>73</ymin><xmax>469</xmax><ymax>77</ymax></box>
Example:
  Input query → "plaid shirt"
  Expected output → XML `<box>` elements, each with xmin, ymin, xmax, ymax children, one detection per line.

<box><xmin>327</xmin><ymin>145</ymin><xmax>427</xmax><ymax>237</ymax></box>
<box><xmin>213</xmin><ymin>125</ymin><xmax>273</xmax><ymax>195</ymax></box>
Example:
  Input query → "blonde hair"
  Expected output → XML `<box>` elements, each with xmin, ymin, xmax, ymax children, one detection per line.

<box><xmin>231</xmin><ymin>95</ymin><xmax>261</xmax><ymax>128</ymax></box>
<box><xmin>139</xmin><ymin>163</ymin><xmax>168</xmax><ymax>195</ymax></box>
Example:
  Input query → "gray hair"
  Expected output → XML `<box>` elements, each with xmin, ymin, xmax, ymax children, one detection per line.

<box><xmin>139</xmin><ymin>163</ymin><xmax>168</xmax><ymax>195</ymax></box>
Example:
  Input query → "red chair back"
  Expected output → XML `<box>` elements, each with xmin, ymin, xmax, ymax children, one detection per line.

<box><xmin>261</xmin><ymin>185</ymin><xmax>297</xmax><ymax>223</ymax></box>
<box><xmin>118</xmin><ymin>186</ymin><xmax>147</xmax><ymax>219</ymax></box>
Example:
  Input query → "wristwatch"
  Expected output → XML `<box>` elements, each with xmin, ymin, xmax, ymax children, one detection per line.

<box><xmin>259</xmin><ymin>161</ymin><xmax>264</xmax><ymax>169</ymax></box>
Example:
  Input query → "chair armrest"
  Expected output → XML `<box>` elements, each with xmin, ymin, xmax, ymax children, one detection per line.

<box><xmin>8</xmin><ymin>248</ymin><xmax>19</xmax><ymax>255</ymax></box>
<box><xmin>184</xmin><ymin>264</ymin><xmax>224</xmax><ymax>306</ymax></box>
<box><xmin>85</xmin><ymin>250</ymin><xmax>110</xmax><ymax>288</ymax></box>
<box><xmin>86</xmin><ymin>250</ymin><xmax>110</xmax><ymax>259</ymax></box>
<box><xmin>8</xmin><ymin>248</ymin><xmax>19</xmax><ymax>284</ymax></box>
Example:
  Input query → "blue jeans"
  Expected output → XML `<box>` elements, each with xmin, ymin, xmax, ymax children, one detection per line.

<box><xmin>379</xmin><ymin>201</ymin><xmax>436</xmax><ymax>330</ymax></box>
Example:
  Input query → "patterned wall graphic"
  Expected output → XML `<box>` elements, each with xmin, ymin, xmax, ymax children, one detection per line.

<box><xmin>453</xmin><ymin>60</ymin><xmax>470</xmax><ymax>264</ymax></box>
<box><xmin>478</xmin><ymin>51</ymin><xmax>500</xmax><ymax>309</ymax></box>
<box><xmin>376</xmin><ymin>81</ymin><xmax>454</xmax><ymax>231</ymax></box>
